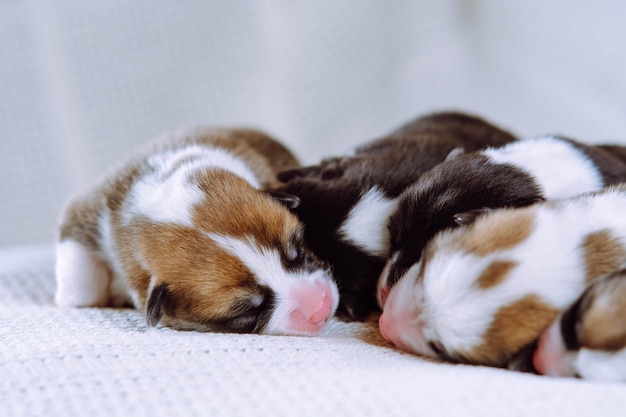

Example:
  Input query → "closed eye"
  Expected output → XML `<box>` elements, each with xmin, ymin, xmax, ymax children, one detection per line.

<box><xmin>287</xmin><ymin>247</ymin><xmax>299</xmax><ymax>261</ymax></box>
<box><xmin>428</xmin><ymin>340</ymin><xmax>450</xmax><ymax>359</ymax></box>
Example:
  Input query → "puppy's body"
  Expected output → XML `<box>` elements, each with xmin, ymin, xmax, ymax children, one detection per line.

<box><xmin>379</xmin><ymin>186</ymin><xmax>626</xmax><ymax>367</ymax></box>
<box><xmin>377</xmin><ymin>136</ymin><xmax>626</xmax><ymax>307</ymax></box>
<box><xmin>276</xmin><ymin>111</ymin><xmax>517</xmax><ymax>320</ymax></box>
<box><xmin>55</xmin><ymin>128</ymin><xmax>339</xmax><ymax>336</ymax></box>
<box><xmin>531</xmin><ymin>269</ymin><xmax>626</xmax><ymax>381</ymax></box>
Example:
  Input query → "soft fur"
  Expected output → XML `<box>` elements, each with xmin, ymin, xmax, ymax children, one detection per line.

<box><xmin>377</xmin><ymin>135</ymin><xmax>626</xmax><ymax>308</ymax></box>
<box><xmin>275</xmin><ymin>111</ymin><xmax>518</xmax><ymax>320</ymax></box>
<box><xmin>55</xmin><ymin>128</ymin><xmax>339</xmax><ymax>336</ymax></box>
<box><xmin>379</xmin><ymin>186</ymin><xmax>626</xmax><ymax>367</ymax></box>
<box><xmin>527</xmin><ymin>269</ymin><xmax>626</xmax><ymax>381</ymax></box>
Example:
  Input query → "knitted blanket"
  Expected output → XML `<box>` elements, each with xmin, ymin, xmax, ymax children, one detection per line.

<box><xmin>1</xmin><ymin>245</ymin><xmax>624</xmax><ymax>417</ymax></box>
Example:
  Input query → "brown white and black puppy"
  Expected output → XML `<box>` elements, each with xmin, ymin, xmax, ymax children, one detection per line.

<box><xmin>275</xmin><ymin>111</ymin><xmax>518</xmax><ymax>320</ymax></box>
<box><xmin>55</xmin><ymin>128</ymin><xmax>339</xmax><ymax>336</ymax></box>
<box><xmin>379</xmin><ymin>186</ymin><xmax>626</xmax><ymax>367</ymax></box>
<box><xmin>377</xmin><ymin>136</ymin><xmax>626</xmax><ymax>308</ymax></box>
<box><xmin>528</xmin><ymin>269</ymin><xmax>626</xmax><ymax>381</ymax></box>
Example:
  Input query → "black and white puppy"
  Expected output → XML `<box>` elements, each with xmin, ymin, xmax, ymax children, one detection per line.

<box><xmin>377</xmin><ymin>135</ymin><xmax>626</xmax><ymax>308</ymax></box>
<box><xmin>275</xmin><ymin>111</ymin><xmax>518</xmax><ymax>320</ymax></box>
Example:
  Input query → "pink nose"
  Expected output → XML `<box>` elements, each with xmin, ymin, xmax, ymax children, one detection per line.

<box><xmin>533</xmin><ymin>321</ymin><xmax>575</xmax><ymax>377</ymax></box>
<box><xmin>288</xmin><ymin>280</ymin><xmax>334</xmax><ymax>334</ymax></box>
<box><xmin>379</xmin><ymin>311</ymin><xmax>414</xmax><ymax>353</ymax></box>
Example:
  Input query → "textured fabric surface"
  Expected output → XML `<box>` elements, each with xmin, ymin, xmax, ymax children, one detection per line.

<box><xmin>1</xmin><ymin>245</ymin><xmax>625</xmax><ymax>417</ymax></box>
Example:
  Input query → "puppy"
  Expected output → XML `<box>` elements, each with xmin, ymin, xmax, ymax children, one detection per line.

<box><xmin>379</xmin><ymin>185</ymin><xmax>626</xmax><ymax>367</ymax></box>
<box><xmin>377</xmin><ymin>135</ymin><xmax>626</xmax><ymax>308</ymax></box>
<box><xmin>275</xmin><ymin>111</ymin><xmax>517</xmax><ymax>320</ymax></box>
<box><xmin>530</xmin><ymin>269</ymin><xmax>626</xmax><ymax>381</ymax></box>
<box><xmin>55</xmin><ymin>128</ymin><xmax>339</xmax><ymax>336</ymax></box>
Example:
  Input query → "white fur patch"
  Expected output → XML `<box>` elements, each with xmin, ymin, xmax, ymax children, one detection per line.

<box><xmin>483</xmin><ymin>136</ymin><xmax>603</xmax><ymax>199</ymax></box>
<box><xmin>208</xmin><ymin>233</ymin><xmax>339</xmax><ymax>335</ymax></box>
<box><xmin>576</xmin><ymin>348</ymin><xmax>626</xmax><ymax>382</ymax></box>
<box><xmin>122</xmin><ymin>145</ymin><xmax>260</xmax><ymax>226</ymax></box>
<box><xmin>339</xmin><ymin>187</ymin><xmax>397</xmax><ymax>257</ymax></box>
<box><xmin>55</xmin><ymin>240</ymin><xmax>111</xmax><ymax>307</ymax></box>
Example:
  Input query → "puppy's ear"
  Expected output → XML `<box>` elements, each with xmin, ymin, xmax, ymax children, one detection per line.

<box><xmin>277</xmin><ymin>168</ymin><xmax>309</xmax><ymax>182</ymax></box>
<box><xmin>444</xmin><ymin>147</ymin><xmax>465</xmax><ymax>162</ymax></box>
<box><xmin>146</xmin><ymin>282</ymin><xmax>170</xmax><ymax>327</ymax></box>
<box><xmin>453</xmin><ymin>208</ymin><xmax>492</xmax><ymax>226</ymax></box>
<box><xmin>266</xmin><ymin>190</ymin><xmax>301</xmax><ymax>209</ymax></box>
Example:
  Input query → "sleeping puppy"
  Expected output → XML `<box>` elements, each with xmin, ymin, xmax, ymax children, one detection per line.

<box><xmin>377</xmin><ymin>135</ymin><xmax>626</xmax><ymax>308</ymax></box>
<box><xmin>379</xmin><ymin>185</ymin><xmax>626</xmax><ymax>367</ymax></box>
<box><xmin>528</xmin><ymin>269</ymin><xmax>626</xmax><ymax>381</ymax></box>
<box><xmin>275</xmin><ymin>111</ymin><xmax>517</xmax><ymax>320</ymax></box>
<box><xmin>55</xmin><ymin>128</ymin><xmax>339</xmax><ymax>336</ymax></box>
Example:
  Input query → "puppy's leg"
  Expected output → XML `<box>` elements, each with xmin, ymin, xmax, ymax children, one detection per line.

<box><xmin>55</xmin><ymin>239</ymin><xmax>111</xmax><ymax>307</ymax></box>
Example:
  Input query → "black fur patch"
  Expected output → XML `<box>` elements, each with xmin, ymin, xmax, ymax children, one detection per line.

<box><xmin>146</xmin><ymin>283</ymin><xmax>170</xmax><ymax>327</ymax></box>
<box><xmin>274</xmin><ymin>111</ymin><xmax>518</xmax><ymax>320</ymax></box>
<box><xmin>560</xmin><ymin>295</ymin><xmax>583</xmax><ymax>351</ymax></box>
<box><xmin>386</xmin><ymin>155</ymin><xmax>543</xmax><ymax>288</ymax></box>
<box><xmin>207</xmin><ymin>287</ymin><xmax>276</xmax><ymax>334</ymax></box>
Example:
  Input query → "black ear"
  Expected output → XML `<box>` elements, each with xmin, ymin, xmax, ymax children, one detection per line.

<box><xmin>453</xmin><ymin>208</ymin><xmax>492</xmax><ymax>226</ymax></box>
<box><xmin>266</xmin><ymin>190</ymin><xmax>301</xmax><ymax>209</ymax></box>
<box><xmin>146</xmin><ymin>282</ymin><xmax>170</xmax><ymax>327</ymax></box>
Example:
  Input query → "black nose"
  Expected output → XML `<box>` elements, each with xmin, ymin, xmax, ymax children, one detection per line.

<box><xmin>507</xmin><ymin>341</ymin><xmax>538</xmax><ymax>374</ymax></box>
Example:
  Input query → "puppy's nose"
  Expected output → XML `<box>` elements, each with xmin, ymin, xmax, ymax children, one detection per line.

<box><xmin>288</xmin><ymin>279</ymin><xmax>334</xmax><ymax>334</ymax></box>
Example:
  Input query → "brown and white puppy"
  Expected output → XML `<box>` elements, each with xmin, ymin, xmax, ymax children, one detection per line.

<box><xmin>275</xmin><ymin>111</ymin><xmax>518</xmax><ymax>320</ymax></box>
<box><xmin>377</xmin><ymin>135</ymin><xmax>626</xmax><ymax>309</ymax></box>
<box><xmin>530</xmin><ymin>269</ymin><xmax>626</xmax><ymax>381</ymax></box>
<box><xmin>55</xmin><ymin>128</ymin><xmax>339</xmax><ymax>336</ymax></box>
<box><xmin>379</xmin><ymin>186</ymin><xmax>626</xmax><ymax>367</ymax></box>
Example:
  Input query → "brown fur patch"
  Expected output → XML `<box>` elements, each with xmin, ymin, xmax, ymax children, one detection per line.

<box><xmin>580</xmin><ymin>230</ymin><xmax>626</xmax><ymax>285</ymax></box>
<box><xmin>462</xmin><ymin>295</ymin><xmax>559</xmax><ymax>366</ymax></box>
<box><xmin>460</xmin><ymin>209</ymin><xmax>535</xmax><ymax>257</ymax></box>
<box><xmin>474</xmin><ymin>260</ymin><xmax>517</xmax><ymax>290</ymax></box>
<box><xmin>192</xmin><ymin>170</ymin><xmax>301</xmax><ymax>249</ymax></box>
<box><xmin>181</xmin><ymin>129</ymin><xmax>300</xmax><ymax>188</ymax></box>
<box><xmin>124</xmin><ymin>220</ymin><xmax>261</xmax><ymax>321</ymax></box>
<box><xmin>579</xmin><ymin>273</ymin><xmax>626</xmax><ymax>351</ymax></box>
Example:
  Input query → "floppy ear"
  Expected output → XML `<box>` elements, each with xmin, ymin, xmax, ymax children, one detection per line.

<box><xmin>453</xmin><ymin>208</ymin><xmax>492</xmax><ymax>226</ymax></box>
<box><xmin>146</xmin><ymin>282</ymin><xmax>170</xmax><ymax>327</ymax></box>
<box><xmin>266</xmin><ymin>190</ymin><xmax>301</xmax><ymax>209</ymax></box>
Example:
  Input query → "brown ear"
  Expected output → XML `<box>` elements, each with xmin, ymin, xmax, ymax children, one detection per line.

<box><xmin>266</xmin><ymin>190</ymin><xmax>301</xmax><ymax>209</ymax></box>
<box><xmin>146</xmin><ymin>282</ymin><xmax>170</xmax><ymax>327</ymax></box>
<box><xmin>453</xmin><ymin>208</ymin><xmax>492</xmax><ymax>226</ymax></box>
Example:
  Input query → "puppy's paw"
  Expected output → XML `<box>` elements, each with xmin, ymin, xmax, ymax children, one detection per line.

<box><xmin>55</xmin><ymin>240</ymin><xmax>111</xmax><ymax>307</ymax></box>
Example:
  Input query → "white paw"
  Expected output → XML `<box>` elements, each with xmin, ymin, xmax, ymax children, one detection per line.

<box><xmin>55</xmin><ymin>240</ymin><xmax>112</xmax><ymax>307</ymax></box>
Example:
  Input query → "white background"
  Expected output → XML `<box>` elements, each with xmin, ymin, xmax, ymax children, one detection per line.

<box><xmin>2</xmin><ymin>0</ymin><xmax>626</xmax><ymax>246</ymax></box>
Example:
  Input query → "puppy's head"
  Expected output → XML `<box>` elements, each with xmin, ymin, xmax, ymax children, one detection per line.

<box><xmin>532</xmin><ymin>270</ymin><xmax>626</xmax><ymax>380</ymax></box>
<box><xmin>133</xmin><ymin>171</ymin><xmax>339</xmax><ymax>336</ymax></box>
<box><xmin>376</xmin><ymin>155</ymin><xmax>542</xmax><ymax>309</ymax></box>
<box><xmin>379</xmin><ymin>207</ymin><xmax>562</xmax><ymax>367</ymax></box>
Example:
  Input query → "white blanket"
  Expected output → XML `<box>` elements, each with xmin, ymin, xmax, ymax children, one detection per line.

<box><xmin>1</xmin><ymin>245</ymin><xmax>624</xmax><ymax>417</ymax></box>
